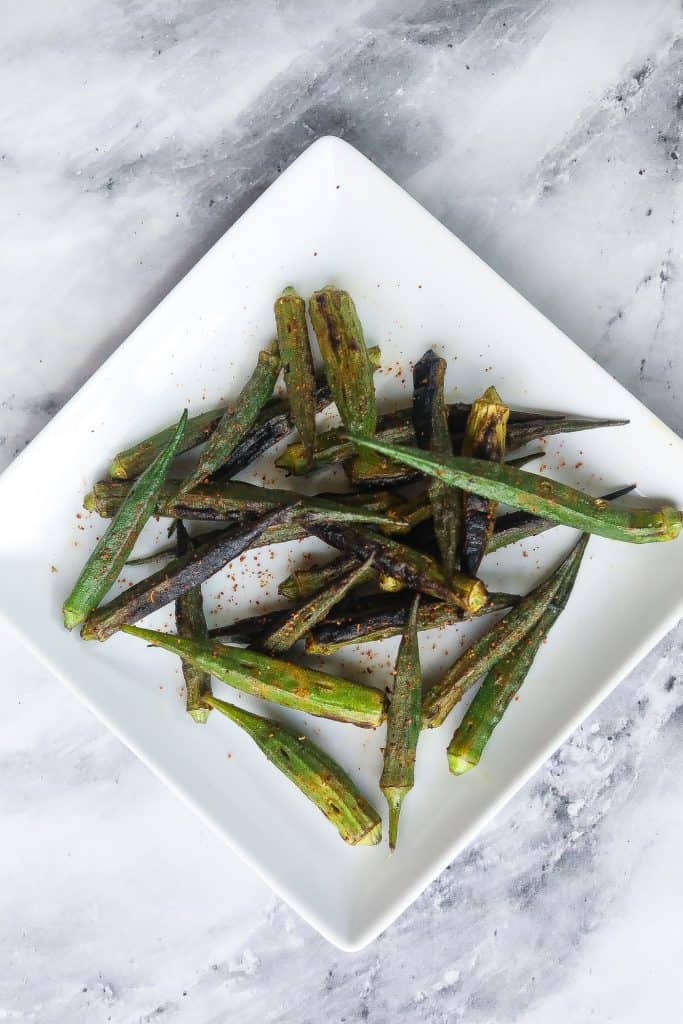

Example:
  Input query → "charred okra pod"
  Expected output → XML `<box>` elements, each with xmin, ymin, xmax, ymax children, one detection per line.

<box><xmin>122</xmin><ymin>626</ymin><xmax>386</xmax><ymax>728</ymax></box>
<box><xmin>274</xmin><ymin>287</ymin><xmax>317</xmax><ymax>468</ymax></box>
<box><xmin>81</xmin><ymin>506</ymin><xmax>297</xmax><ymax>641</ymax></box>
<box><xmin>412</xmin><ymin>350</ymin><xmax>460</xmax><ymax>582</ymax></box>
<box><xmin>175</xmin><ymin>522</ymin><xmax>211</xmax><ymax>723</ymax></box>
<box><xmin>262</xmin><ymin>557</ymin><xmax>375</xmax><ymax>654</ymax></box>
<box><xmin>179</xmin><ymin>342</ymin><xmax>281</xmax><ymax>495</ymax></box>
<box><xmin>381</xmin><ymin>595</ymin><xmax>421</xmax><ymax>849</ymax></box>
<box><xmin>205</xmin><ymin>696</ymin><xmax>381</xmax><ymax>845</ymax></box>
<box><xmin>460</xmin><ymin>386</ymin><xmax>509</xmax><ymax>577</ymax></box>
<box><xmin>348</xmin><ymin>435</ymin><xmax>681</xmax><ymax>545</ymax></box>
<box><xmin>422</xmin><ymin>536</ymin><xmax>587</xmax><ymax>728</ymax></box>
<box><xmin>63</xmin><ymin>411</ymin><xmax>188</xmax><ymax>630</ymax></box>
<box><xmin>308</xmin><ymin>287</ymin><xmax>380</xmax><ymax>482</ymax></box>
<box><xmin>305</xmin><ymin>590</ymin><xmax>517</xmax><ymax>654</ymax></box>
<box><xmin>307</xmin><ymin>521</ymin><xmax>488</xmax><ymax>613</ymax></box>
<box><xmin>447</xmin><ymin>535</ymin><xmax>589</xmax><ymax>773</ymax></box>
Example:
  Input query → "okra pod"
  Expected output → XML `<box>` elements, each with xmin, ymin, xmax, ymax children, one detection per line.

<box><xmin>175</xmin><ymin>522</ymin><xmax>211</xmax><ymax>723</ymax></box>
<box><xmin>380</xmin><ymin>595</ymin><xmax>421</xmax><ymax>849</ymax></box>
<box><xmin>122</xmin><ymin>627</ymin><xmax>386</xmax><ymax>728</ymax></box>
<box><xmin>306</xmin><ymin>522</ymin><xmax>487</xmax><ymax>613</ymax></box>
<box><xmin>262</xmin><ymin>557</ymin><xmax>376</xmax><ymax>654</ymax></box>
<box><xmin>305</xmin><ymin>590</ymin><xmax>518</xmax><ymax>654</ymax></box>
<box><xmin>276</xmin><ymin>406</ymin><xmax>627</xmax><ymax>479</ymax></box>
<box><xmin>275</xmin><ymin>287</ymin><xmax>317</xmax><ymax>468</ymax></box>
<box><xmin>84</xmin><ymin>479</ymin><xmax>407</xmax><ymax>530</ymax></box>
<box><xmin>179</xmin><ymin>342</ymin><xmax>281</xmax><ymax>495</ymax></box>
<box><xmin>205</xmin><ymin>695</ymin><xmax>381</xmax><ymax>845</ymax></box>
<box><xmin>63</xmin><ymin>411</ymin><xmax>188</xmax><ymax>630</ymax></box>
<box><xmin>348</xmin><ymin>435</ymin><xmax>681</xmax><ymax>544</ymax></box>
<box><xmin>412</xmin><ymin>350</ymin><xmax>460</xmax><ymax>582</ymax></box>
<box><xmin>447</xmin><ymin>535</ymin><xmax>588</xmax><ymax>774</ymax></box>
<box><xmin>81</xmin><ymin>505</ymin><xmax>297</xmax><ymax>642</ymax></box>
<box><xmin>278</xmin><ymin>555</ymin><xmax>366</xmax><ymax>602</ymax></box>
<box><xmin>460</xmin><ymin>386</ymin><xmax>509</xmax><ymax>577</ymax></box>
<box><xmin>422</xmin><ymin>535</ymin><xmax>587</xmax><ymax>728</ymax></box>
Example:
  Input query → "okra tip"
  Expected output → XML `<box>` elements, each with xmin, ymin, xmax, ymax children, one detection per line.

<box><xmin>384</xmin><ymin>788</ymin><xmax>406</xmax><ymax>851</ymax></box>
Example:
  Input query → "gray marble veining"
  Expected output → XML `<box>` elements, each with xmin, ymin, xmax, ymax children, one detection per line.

<box><xmin>1</xmin><ymin>1</ymin><xmax>682</xmax><ymax>1021</ymax></box>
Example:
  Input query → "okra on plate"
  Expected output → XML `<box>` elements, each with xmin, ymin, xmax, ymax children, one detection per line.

<box><xmin>460</xmin><ymin>385</ymin><xmax>509</xmax><ymax>577</ymax></box>
<box><xmin>122</xmin><ymin>626</ymin><xmax>386</xmax><ymax>728</ymax></box>
<box><xmin>205</xmin><ymin>696</ymin><xmax>382</xmax><ymax>846</ymax></box>
<box><xmin>63</xmin><ymin>410</ymin><xmax>188</xmax><ymax>630</ymax></box>
<box><xmin>447</xmin><ymin>535</ymin><xmax>589</xmax><ymax>774</ymax></box>
<box><xmin>348</xmin><ymin>435</ymin><xmax>682</xmax><ymax>544</ymax></box>
<box><xmin>274</xmin><ymin>287</ymin><xmax>317</xmax><ymax>468</ymax></box>
<box><xmin>174</xmin><ymin>522</ymin><xmax>212</xmax><ymax>724</ymax></box>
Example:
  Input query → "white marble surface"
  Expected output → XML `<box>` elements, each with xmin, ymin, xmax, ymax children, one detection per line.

<box><xmin>1</xmin><ymin>1</ymin><xmax>682</xmax><ymax>1020</ymax></box>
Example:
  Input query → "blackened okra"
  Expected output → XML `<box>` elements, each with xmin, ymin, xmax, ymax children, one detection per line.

<box><xmin>274</xmin><ymin>287</ymin><xmax>317</xmax><ymax>468</ymax></box>
<box><xmin>205</xmin><ymin>696</ymin><xmax>382</xmax><ymax>845</ymax></box>
<box><xmin>412</xmin><ymin>350</ymin><xmax>460</xmax><ymax>582</ymax></box>
<box><xmin>122</xmin><ymin>626</ymin><xmax>386</xmax><ymax>728</ymax></box>
<box><xmin>308</xmin><ymin>287</ymin><xmax>382</xmax><ymax>482</ymax></box>
<box><xmin>422</xmin><ymin>535</ymin><xmax>587</xmax><ymax>728</ymax></box>
<box><xmin>275</xmin><ymin>405</ymin><xmax>628</xmax><ymax>479</ymax></box>
<box><xmin>305</xmin><ymin>590</ymin><xmax>518</xmax><ymax>654</ymax></box>
<box><xmin>63</xmin><ymin>411</ymin><xmax>188</xmax><ymax>630</ymax></box>
<box><xmin>447</xmin><ymin>535</ymin><xmax>589</xmax><ymax>774</ymax></box>
<box><xmin>307</xmin><ymin>521</ymin><xmax>488</xmax><ymax>613</ymax></box>
<box><xmin>81</xmin><ymin>505</ymin><xmax>297</xmax><ymax>642</ymax></box>
<box><xmin>380</xmin><ymin>595</ymin><xmax>421</xmax><ymax>849</ymax></box>
<box><xmin>460</xmin><ymin>386</ymin><xmax>509</xmax><ymax>577</ymax></box>
<box><xmin>174</xmin><ymin>522</ymin><xmax>211</xmax><ymax>723</ymax></box>
<box><xmin>349</xmin><ymin>435</ymin><xmax>681</xmax><ymax>544</ymax></box>
<box><xmin>262</xmin><ymin>557</ymin><xmax>376</xmax><ymax>654</ymax></box>
<box><xmin>84</xmin><ymin>479</ymin><xmax>408</xmax><ymax>530</ymax></box>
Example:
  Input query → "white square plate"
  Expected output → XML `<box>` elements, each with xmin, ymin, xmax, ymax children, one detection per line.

<box><xmin>2</xmin><ymin>137</ymin><xmax>682</xmax><ymax>951</ymax></box>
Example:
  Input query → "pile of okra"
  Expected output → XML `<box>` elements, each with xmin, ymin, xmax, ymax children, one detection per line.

<box><xmin>63</xmin><ymin>285</ymin><xmax>682</xmax><ymax>849</ymax></box>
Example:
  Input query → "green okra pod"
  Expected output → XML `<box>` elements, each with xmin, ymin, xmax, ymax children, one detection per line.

<box><xmin>262</xmin><ymin>556</ymin><xmax>376</xmax><ymax>654</ymax></box>
<box><xmin>278</xmin><ymin>555</ymin><xmax>367</xmax><ymax>602</ymax></box>
<box><xmin>412</xmin><ymin>350</ymin><xmax>460</xmax><ymax>582</ymax></box>
<box><xmin>305</xmin><ymin>590</ymin><xmax>517</xmax><ymax>654</ymax></box>
<box><xmin>381</xmin><ymin>595</ymin><xmax>422</xmax><ymax>849</ymax></box>
<box><xmin>63</xmin><ymin>411</ymin><xmax>188</xmax><ymax>630</ymax></box>
<box><xmin>275</xmin><ymin>287</ymin><xmax>317</xmax><ymax>468</ymax></box>
<box><xmin>205</xmin><ymin>695</ymin><xmax>381</xmax><ymax>845</ymax></box>
<box><xmin>348</xmin><ymin>434</ymin><xmax>681</xmax><ymax>545</ymax></box>
<box><xmin>122</xmin><ymin>626</ymin><xmax>386</xmax><ymax>728</ymax></box>
<box><xmin>460</xmin><ymin>386</ymin><xmax>509</xmax><ymax>577</ymax></box>
<box><xmin>84</xmin><ymin>479</ymin><xmax>407</xmax><ymax>530</ymax></box>
<box><xmin>307</xmin><ymin>521</ymin><xmax>488</xmax><ymax>613</ymax></box>
<box><xmin>422</xmin><ymin>536</ymin><xmax>587</xmax><ymax>728</ymax></box>
<box><xmin>174</xmin><ymin>522</ymin><xmax>211</xmax><ymax>723</ymax></box>
<box><xmin>308</xmin><ymin>287</ymin><xmax>381</xmax><ymax>482</ymax></box>
<box><xmin>179</xmin><ymin>342</ymin><xmax>281</xmax><ymax>495</ymax></box>
<box><xmin>81</xmin><ymin>505</ymin><xmax>296</xmax><ymax>642</ymax></box>
<box><xmin>447</xmin><ymin>535</ymin><xmax>589</xmax><ymax>774</ymax></box>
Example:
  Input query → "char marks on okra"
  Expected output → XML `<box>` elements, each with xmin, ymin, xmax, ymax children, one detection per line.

<box><xmin>460</xmin><ymin>386</ymin><xmax>509</xmax><ymax>577</ymax></box>
<box><xmin>174</xmin><ymin>521</ymin><xmax>212</xmax><ymax>724</ymax></box>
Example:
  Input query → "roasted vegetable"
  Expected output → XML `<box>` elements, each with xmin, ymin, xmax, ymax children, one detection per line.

<box><xmin>447</xmin><ymin>535</ymin><xmax>588</xmax><ymax>773</ymax></box>
<box><xmin>308</xmin><ymin>287</ymin><xmax>380</xmax><ymax>481</ymax></box>
<box><xmin>81</xmin><ymin>506</ymin><xmax>297</xmax><ymax>641</ymax></box>
<box><xmin>460</xmin><ymin>386</ymin><xmax>509</xmax><ymax>576</ymax></box>
<box><xmin>422</xmin><ymin>536</ymin><xmax>587</xmax><ymax>728</ymax></box>
<box><xmin>122</xmin><ymin>626</ymin><xmax>386</xmax><ymax>728</ymax></box>
<box><xmin>179</xmin><ymin>342</ymin><xmax>281</xmax><ymax>494</ymax></box>
<box><xmin>275</xmin><ymin>287</ymin><xmax>317</xmax><ymax>468</ymax></box>
<box><xmin>306</xmin><ymin>521</ymin><xmax>487</xmax><ymax>613</ymax></box>
<box><xmin>412</xmin><ymin>350</ymin><xmax>459</xmax><ymax>582</ymax></box>
<box><xmin>305</xmin><ymin>590</ymin><xmax>517</xmax><ymax>654</ymax></box>
<box><xmin>174</xmin><ymin>522</ymin><xmax>211</xmax><ymax>723</ymax></box>
<box><xmin>380</xmin><ymin>595</ymin><xmax>421</xmax><ymax>849</ymax></box>
<box><xmin>348</xmin><ymin>435</ymin><xmax>681</xmax><ymax>544</ymax></box>
<box><xmin>205</xmin><ymin>695</ymin><xmax>382</xmax><ymax>845</ymax></box>
<box><xmin>262</xmin><ymin>557</ymin><xmax>375</xmax><ymax>654</ymax></box>
<box><xmin>63</xmin><ymin>411</ymin><xmax>188</xmax><ymax>629</ymax></box>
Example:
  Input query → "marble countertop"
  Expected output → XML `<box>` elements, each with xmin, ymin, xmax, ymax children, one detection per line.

<box><xmin>2</xmin><ymin>1</ymin><xmax>682</xmax><ymax>1020</ymax></box>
